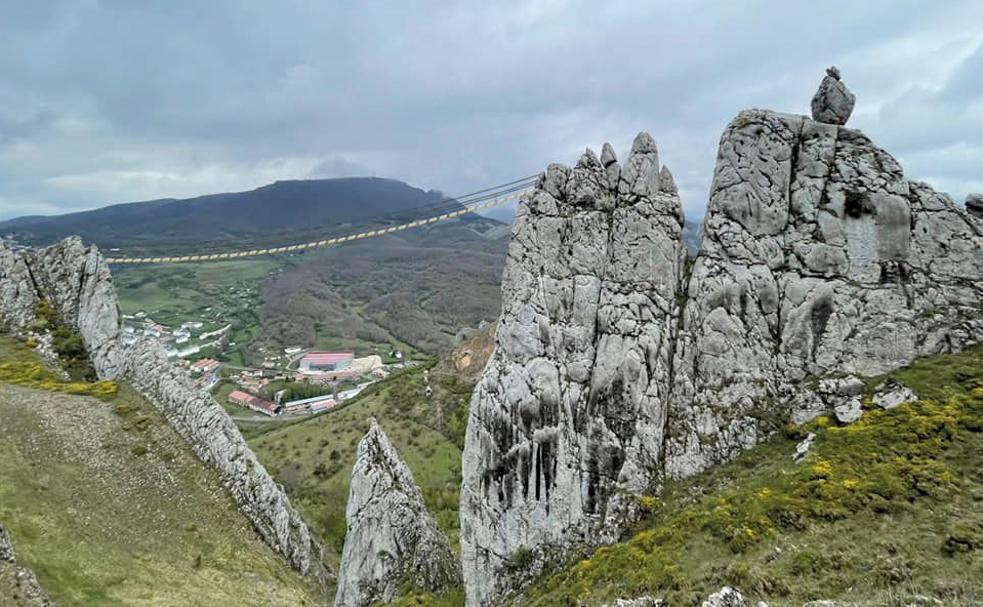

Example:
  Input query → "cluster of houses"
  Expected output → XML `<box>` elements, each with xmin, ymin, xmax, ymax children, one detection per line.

<box><xmin>121</xmin><ymin>313</ymin><xmax>230</xmax><ymax>359</ymax></box>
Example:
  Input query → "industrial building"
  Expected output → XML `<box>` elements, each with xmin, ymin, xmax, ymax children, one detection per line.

<box><xmin>298</xmin><ymin>351</ymin><xmax>354</xmax><ymax>373</ymax></box>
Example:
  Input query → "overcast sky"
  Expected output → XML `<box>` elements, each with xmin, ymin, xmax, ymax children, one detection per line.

<box><xmin>1</xmin><ymin>0</ymin><xmax>981</xmax><ymax>222</ymax></box>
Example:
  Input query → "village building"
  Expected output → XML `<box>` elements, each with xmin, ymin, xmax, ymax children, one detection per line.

<box><xmin>228</xmin><ymin>390</ymin><xmax>280</xmax><ymax>417</ymax></box>
<box><xmin>299</xmin><ymin>351</ymin><xmax>355</xmax><ymax>373</ymax></box>
<box><xmin>190</xmin><ymin>358</ymin><xmax>221</xmax><ymax>374</ymax></box>
<box><xmin>281</xmin><ymin>394</ymin><xmax>338</xmax><ymax>414</ymax></box>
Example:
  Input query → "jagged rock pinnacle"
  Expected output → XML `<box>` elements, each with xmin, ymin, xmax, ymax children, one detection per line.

<box><xmin>460</xmin><ymin>130</ymin><xmax>687</xmax><ymax>605</ymax></box>
<box><xmin>335</xmin><ymin>419</ymin><xmax>460</xmax><ymax>607</ymax></box>
<box><xmin>811</xmin><ymin>65</ymin><xmax>856</xmax><ymax>125</ymax></box>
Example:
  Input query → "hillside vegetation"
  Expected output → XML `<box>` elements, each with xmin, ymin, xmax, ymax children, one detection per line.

<box><xmin>243</xmin><ymin>362</ymin><xmax>473</xmax><ymax>572</ymax></box>
<box><xmin>0</xmin><ymin>336</ymin><xmax>320</xmax><ymax>606</ymax></box>
<box><xmin>519</xmin><ymin>346</ymin><xmax>983</xmax><ymax>607</ymax></box>
<box><xmin>113</xmin><ymin>217</ymin><xmax>507</xmax><ymax>359</ymax></box>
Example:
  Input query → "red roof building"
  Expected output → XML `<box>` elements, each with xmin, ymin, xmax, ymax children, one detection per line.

<box><xmin>228</xmin><ymin>390</ymin><xmax>280</xmax><ymax>417</ymax></box>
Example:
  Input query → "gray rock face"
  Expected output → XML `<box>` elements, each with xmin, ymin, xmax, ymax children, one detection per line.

<box><xmin>873</xmin><ymin>380</ymin><xmax>917</xmax><ymax>410</ymax></box>
<box><xmin>966</xmin><ymin>193</ymin><xmax>983</xmax><ymax>218</ymax></box>
<box><xmin>666</xmin><ymin>109</ymin><xmax>983</xmax><ymax>479</ymax></box>
<box><xmin>0</xmin><ymin>239</ymin><xmax>325</xmax><ymax>584</ymax></box>
<box><xmin>703</xmin><ymin>587</ymin><xmax>747</xmax><ymax>607</ymax></box>
<box><xmin>811</xmin><ymin>66</ymin><xmax>856</xmax><ymax>125</ymax></box>
<box><xmin>461</xmin><ymin>78</ymin><xmax>983</xmax><ymax>605</ymax></box>
<box><xmin>0</xmin><ymin>523</ymin><xmax>55</xmax><ymax>606</ymax></box>
<box><xmin>335</xmin><ymin>420</ymin><xmax>460</xmax><ymax>607</ymax></box>
<box><xmin>0</xmin><ymin>237</ymin><xmax>123</xmax><ymax>378</ymax></box>
<box><xmin>793</xmin><ymin>432</ymin><xmax>816</xmax><ymax>463</ymax></box>
<box><xmin>460</xmin><ymin>133</ymin><xmax>688</xmax><ymax>605</ymax></box>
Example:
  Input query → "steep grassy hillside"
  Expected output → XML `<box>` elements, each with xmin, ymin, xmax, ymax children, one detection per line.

<box><xmin>0</xmin><ymin>336</ymin><xmax>321</xmax><ymax>606</ymax></box>
<box><xmin>519</xmin><ymin>346</ymin><xmax>983</xmax><ymax>607</ymax></box>
<box><xmin>243</xmin><ymin>363</ymin><xmax>473</xmax><ymax>572</ymax></box>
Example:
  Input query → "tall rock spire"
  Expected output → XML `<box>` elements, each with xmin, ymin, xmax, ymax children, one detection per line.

<box><xmin>459</xmin><ymin>133</ymin><xmax>688</xmax><ymax>606</ymax></box>
<box><xmin>666</xmin><ymin>76</ymin><xmax>983</xmax><ymax>478</ymax></box>
<box><xmin>335</xmin><ymin>419</ymin><xmax>460</xmax><ymax>607</ymax></box>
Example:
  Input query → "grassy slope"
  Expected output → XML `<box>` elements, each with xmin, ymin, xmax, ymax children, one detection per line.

<box><xmin>520</xmin><ymin>346</ymin><xmax>983</xmax><ymax>607</ymax></box>
<box><xmin>0</xmin><ymin>336</ymin><xmax>320</xmax><ymax>606</ymax></box>
<box><xmin>243</xmin><ymin>364</ymin><xmax>472</xmax><ymax>572</ymax></box>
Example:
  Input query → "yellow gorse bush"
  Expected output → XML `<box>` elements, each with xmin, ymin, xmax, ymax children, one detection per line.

<box><xmin>0</xmin><ymin>360</ymin><xmax>117</xmax><ymax>399</ymax></box>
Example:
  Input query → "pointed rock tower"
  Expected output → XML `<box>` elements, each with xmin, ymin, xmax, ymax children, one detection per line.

<box><xmin>459</xmin><ymin>133</ymin><xmax>688</xmax><ymax>605</ymax></box>
<box><xmin>666</xmin><ymin>69</ymin><xmax>983</xmax><ymax>477</ymax></box>
<box><xmin>335</xmin><ymin>419</ymin><xmax>460</xmax><ymax>607</ymax></box>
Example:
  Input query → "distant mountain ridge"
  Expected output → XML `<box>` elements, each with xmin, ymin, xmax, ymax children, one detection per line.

<box><xmin>0</xmin><ymin>177</ymin><xmax>468</xmax><ymax>253</ymax></box>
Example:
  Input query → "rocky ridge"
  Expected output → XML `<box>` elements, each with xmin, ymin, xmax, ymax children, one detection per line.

<box><xmin>0</xmin><ymin>238</ymin><xmax>326</xmax><ymax>585</ymax></box>
<box><xmin>335</xmin><ymin>419</ymin><xmax>460</xmax><ymax>607</ymax></box>
<box><xmin>460</xmin><ymin>69</ymin><xmax>983</xmax><ymax>605</ymax></box>
<box><xmin>0</xmin><ymin>523</ymin><xmax>54</xmax><ymax>606</ymax></box>
<box><xmin>460</xmin><ymin>133</ymin><xmax>689</xmax><ymax>604</ymax></box>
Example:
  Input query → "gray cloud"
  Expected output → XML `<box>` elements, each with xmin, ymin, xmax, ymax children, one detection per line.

<box><xmin>1</xmin><ymin>0</ymin><xmax>981</xmax><ymax>221</ymax></box>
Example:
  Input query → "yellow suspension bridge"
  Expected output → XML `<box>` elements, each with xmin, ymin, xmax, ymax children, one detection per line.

<box><xmin>104</xmin><ymin>177</ymin><xmax>536</xmax><ymax>265</ymax></box>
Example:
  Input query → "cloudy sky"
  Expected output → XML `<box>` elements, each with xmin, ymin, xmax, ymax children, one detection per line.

<box><xmin>1</xmin><ymin>0</ymin><xmax>981</xmax><ymax>222</ymax></box>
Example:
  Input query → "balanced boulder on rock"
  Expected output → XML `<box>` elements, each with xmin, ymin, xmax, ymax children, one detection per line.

<box><xmin>811</xmin><ymin>65</ymin><xmax>856</xmax><ymax>125</ymax></box>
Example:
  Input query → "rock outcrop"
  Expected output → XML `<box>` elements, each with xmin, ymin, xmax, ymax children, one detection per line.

<box><xmin>335</xmin><ymin>419</ymin><xmax>460</xmax><ymax>607</ymax></box>
<box><xmin>460</xmin><ymin>133</ymin><xmax>688</xmax><ymax>605</ymax></box>
<box><xmin>666</xmin><ymin>81</ymin><xmax>982</xmax><ymax>477</ymax></box>
<box><xmin>0</xmin><ymin>237</ymin><xmax>123</xmax><ymax>378</ymax></box>
<box><xmin>703</xmin><ymin>587</ymin><xmax>748</xmax><ymax>607</ymax></box>
<box><xmin>810</xmin><ymin>66</ymin><xmax>855</xmax><ymax>125</ymax></box>
<box><xmin>461</xmin><ymin>69</ymin><xmax>983</xmax><ymax>605</ymax></box>
<box><xmin>966</xmin><ymin>193</ymin><xmax>983</xmax><ymax>218</ymax></box>
<box><xmin>0</xmin><ymin>523</ymin><xmax>55</xmax><ymax>606</ymax></box>
<box><xmin>0</xmin><ymin>238</ymin><xmax>326</xmax><ymax>584</ymax></box>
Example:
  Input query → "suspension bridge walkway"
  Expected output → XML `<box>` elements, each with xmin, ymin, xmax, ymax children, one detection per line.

<box><xmin>104</xmin><ymin>176</ymin><xmax>537</xmax><ymax>265</ymax></box>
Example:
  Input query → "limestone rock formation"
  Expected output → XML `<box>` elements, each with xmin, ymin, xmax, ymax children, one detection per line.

<box><xmin>703</xmin><ymin>587</ymin><xmax>748</xmax><ymax>607</ymax></box>
<box><xmin>335</xmin><ymin>419</ymin><xmax>460</xmax><ymax>607</ymax></box>
<box><xmin>0</xmin><ymin>238</ymin><xmax>325</xmax><ymax>584</ymax></box>
<box><xmin>460</xmin><ymin>133</ymin><xmax>688</xmax><ymax>605</ymax></box>
<box><xmin>0</xmin><ymin>237</ymin><xmax>123</xmax><ymax>378</ymax></box>
<box><xmin>792</xmin><ymin>432</ymin><xmax>816</xmax><ymax>463</ymax></box>
<box><xmin>0</xmin><ymin>523</ymin><xmax>55</xmax><ymax>606</ymax></box>
<box><xmin>810</xmin><ymin>66</ymin><xmax>855</xmax><ymax>125</ymax></box>
<box><xmin>872</xmin><ymin>380</ymin><xmax>917</xmax><ymax>410</ymax></box>
<box><xmin>666</xmin><ymin>105</ymin><xmax>983</xmax><ymax>478</ymax></box>
<box><xmin>966</xmin><ymin>193</ymin><xmax>983</xmax><ymax>218</ymax></box>
<box><xmin>460</xmin><ymin>70</ymin><xmax>982</xmax><ymax>605</ymax></box>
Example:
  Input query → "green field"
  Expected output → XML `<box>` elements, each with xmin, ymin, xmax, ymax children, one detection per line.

<box><xmin>0</xmin><ymin>336</ymin><xmax>321</xmax><ymax>606</ymax></box>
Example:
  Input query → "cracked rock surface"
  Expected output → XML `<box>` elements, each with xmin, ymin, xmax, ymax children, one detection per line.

<box><xmin>460</xmin><ymin>133</ymin><xmax>688</xmax><ymax>606</ymax></box>
<box><xmin>810</xmin><ymin>66</ymin><xmax>855</xmax><ymax>125</ymax></box>
<box><xmin>461</xmin><ymin>71</ymin><xmax>982</xmax><ymax>605</ymax></box>
<box><xmin>0</xmin><ymin>237</ymin><xmax>124</xmax><ymax>378</ymax></box>
<box><xmin>0</xmin><ymin>238</ymin><xmax>326</xmax><ymax>585</ymax></box>
<box><xmin>966</xmin><ymin>193</ymin><xmax>983</xmax><ymax>218</ymax></box>
<box><xmin>665</xmin><ymin>107</ymin><xmax>983</xmax><ymax>479</ymax></box>
<box><xmin>0</xmin><ymin>523</ymin><xmax>55</xmax><ymax>606</ymax></box>
<box><xmin>335</xmin><ymin>419</ymin><xmax>460</xmax><ymax>607</ymax></box>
